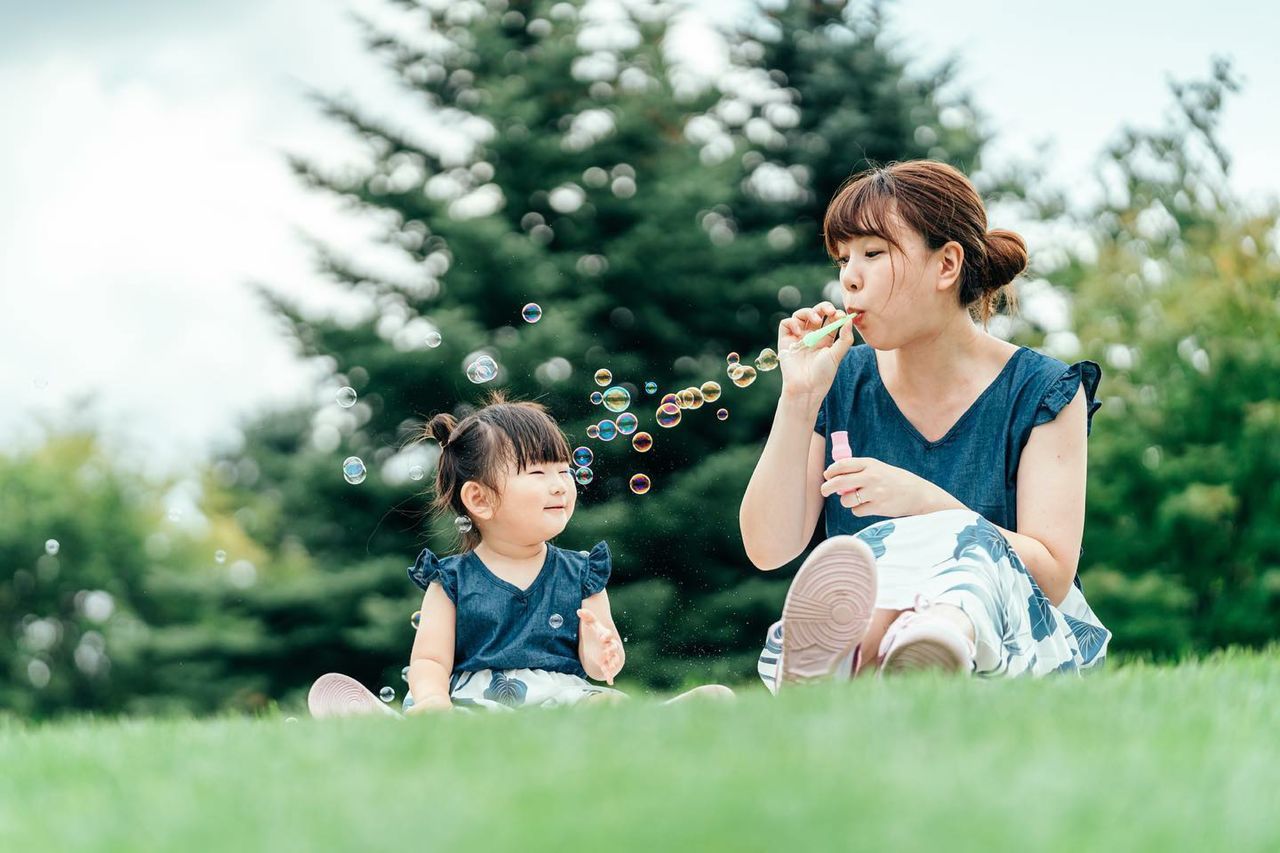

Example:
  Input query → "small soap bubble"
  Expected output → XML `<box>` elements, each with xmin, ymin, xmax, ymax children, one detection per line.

<box><xmin>285</xmin><ymin>716</ymin><xmax>298</xmax><ymax>724</ymax></box>
<box><xmin>594</xmin><ymin>368</ymin><xmax>612</xmax><ymax>386</ymax></box>
<box><xmin>380</xmin><ymin>686</ymin><xmax>396</xmax><ymax>703</ymax></box>
<box><xmin>411</xmin><ymin>610</ymin><xmax>422</xmax><ymax>629</ymax></box>
<box><xmin>336</xmin><ymin>386</ymin><xmax>358</xmax><ymax>408</ymax></box>
<box><xmin>573</xmin><ymin>446</ymin><xmax>594</xmax><ymax>467</ymax></box>
<box><xmin>732</xmin><ymin>365</ymin><xmax>758</xmax><ymax>388</ymax></box>
<box><xmin>214</xmin><ymin>549</ymin><xmax>227</xmax><ymax>564</ymax></box>
<box><xmin>586</xmin><ymin>424</ymin><xmax>600</xmax><ymax>439</ymax></box>
<box><xmin>590</xmin><ymin>391</ymin><xmax>604</xmax><ymax>405</ymax></box>
<box><xmin>466</xmin><ymin>355</ymin><xmax>499</xmax><ymax>383</ymax></box>
<box><xmin>629</xmin><ymin>473</ymin><xmax>652</xmax><ymax>495</ymax></box>
<box><xmin>402</xmin><ymin>665</ymin><xmax>410</xmax><ymax>682</ymax></box>
<box><xmin>660</xmin><ymin>393</ymin><xmax>678</xmax><ymax>407</ymax></box>
<box><xmin>678</xmin><ymin>387</ymin><xmax>704</xmax><ymax>409</ymax></box>
<box><xmin>727</xmin><ymin>352</ymin><xmax>740</xmax><ymax>365</ymax></box>
<box><xmin>575</xmin><ymin>466</ymin><xmax>594</xmax><ymax>485</ymax></box>
<box><xmin>602</xmin><ymin>386</ymin><xmax>631</xmax><ymax>413</ymax></box>
<box><xmin>45</xmin><ymin>539</ymin><xmax>60</xmax><ymax>556</ymax></box>
<box><xmin>656</xmin><ymin>403</ymin><xmax>682</xmax><ymax>428</ymax></box>
<box><xmin>408</xmin><ymin>465</ymin><xmax>426</xmax><ymax>481</ymax></box>
<box><xmin>631</xmin><ymin>432</ymin><xmax>653</xmax><ymax>452</ymax></box>
<box><xmin>644</xmin><ymin>381</ymin><xmax>657</xmax><ymax>394</ymax></box>
<box><xmin>342</xmin><ymin>456</ymin><xmax>367</xmax><ymax>485</ymax></box>
<box><xmin>597</xmin><ymin>419</ymin><xmax>618</xmax><ymax>441</ymax></box>
<box><xmin>521</xmin><ymin>302</ymin><xmax>543</xmax><ymax>323</ymax></box>
<box><xmin>455</xmin><ymin>515</ymin><xmax>474</xmax><ymax>534</ymax></box>
<box><xmin>717</xmin><ymin>408</ymin><xmax>729</xmax><ymax>421</ymax></box>
<box><xmin>755</xmin><ymin>347</ymin><xmax>779</xmax><ymax>371</ymax></box>
<box><xmin>425</xmin><ymin>330</ymin><xmax>442</xmax><ymax>348</ymax></box>
<box><xmin>549</xmin><ymin>613</ymin><xmax>564</xmax><ymax>629</ymax></box>
<box><xmin>700</xmin><ymin>381</ymin><xmax>722</xmax><ymax>403</ymax></box>
<box><xmin>616</xmin><ymin>412</ymin><xmax>638</xmax><ymax>435</ymax></box>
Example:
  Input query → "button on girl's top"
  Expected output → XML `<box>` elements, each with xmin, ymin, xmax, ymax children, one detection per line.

<box><xmin>407</xmin><ymin>541</ymin><xmax>611</xmax><ymax>677</ymax></box>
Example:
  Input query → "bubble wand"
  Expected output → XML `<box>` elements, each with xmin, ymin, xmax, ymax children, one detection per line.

<box><xmin>790</xmin><ymin>313</ymin><xmax>859</xmax><ymax>350</ymax></box>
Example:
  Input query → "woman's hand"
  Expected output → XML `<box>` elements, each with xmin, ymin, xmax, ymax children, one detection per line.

<box><xmin>820</xmin><ymin>456</ymin><xmax>959</xmax><ymax>519</ymax></box>
<box><xmin>577</xmin><ymin>608</ymin><xmax>623</xmax><ymax>685</ymax></box>
<box><xmin>405</xmin><ymin>693</ymin><xmax>453</xmax><ymax>715</ymax></box>
<box><xmin>777</xmin><ymin>301</ymin><xmax>857</xmax><ymax>403</ymax></box>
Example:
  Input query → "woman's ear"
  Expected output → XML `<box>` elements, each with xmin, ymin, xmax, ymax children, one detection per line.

<box><xmin>460</xmin><ymin>480</ymin><xmax>497</xmax><ymax>521</ymax></box>
<box><xmin>936</xmin><ymin>240</ymin><xmax>964</xmax><ymax>292</ymax></box>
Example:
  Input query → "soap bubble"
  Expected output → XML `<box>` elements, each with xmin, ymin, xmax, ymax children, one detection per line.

<box><xmin>603</xmin><ymin>386</ymin><xmax>631</xmax><ymax>413</ymax></box>
<box><xmin>466</xmin><ymin>355</ymin><xmax>499</xmax><ymax>383</ymax></box>
<box><xmin>411</xmin><ymin>610</ymin><xmax>422</xmax><ymax>629</ymax></box>
<box><xmin>586</xmin><ymin>424</ymin><xmax>600</xmax><ymax>439</ymax></box>
<box><xmin>732</xmin><ymin>366</ymin><xmax>758</xmax><ymax>388</ymax></box>
<box><xmin>590</xmin><ymin>391</ymin><xmax>604</xmax><ymax>405</ymax></box>
<box><xmin>575</xmin><ymin>467</ymin><xmax>594</xmax><ymax>485</ymax></box>
<box><xmin>678</xmin><ymin>387</ymin><xmax>704</xmax><ymax>409</ymax></box>
<box><xmin>521</xmin><ymin>302</ymin><xmax>543</xmax><ymax>323</ymax></box>
<box><xmin>573</xmin><ymin>446</ymin><xmax>594</xmax><ymax>467</ymax></box>
<box><xmin>401</xmin><ymin>665</ymin><xmax>410</xmax><ymax>682</ymax></box>
<box><xmin>44</xmin><ymin>539</ymin><xmax>60</xmax><ymax>556</ymax></box>
<box><xmin>727</xmin><ymin>363</ymin><xmax>744</xmax><ymax>380</ymax></box>
<box><xmin>727</xmin><ymin>352</ymin><xmax>740</xmax><ymax>365</ymax></box>
<box><xmin>644</xmin><ymin>381</ymin><xmax>657</xmax><ymax>394</ymax></box>
<box><xmin>755</xmin><ymin>347</ymin><xmax>779</xmax><ymax>371</ymax></box>
<box><xmin>285</xmin><ymin>717</ymin><xmax>298</xmax><ymax>723</ymax></box>
<box><xmin>700</xmin><ymin>381</ymin><xmax>722</xmax><ymax>402</ymax></box>
<box><xmin>342</xmin><ymin>456</ymin><xmax>367</xmax><ymax>484</ymax></box>
<box><xmin>380</xmin><ymin>686</ymin><xmax>395</xmax><ymax>703</ymax></box>
<box><xmin>597</xmin><ymin>419</ymin><xmax>618</xmax><ymax>441</ymax></box>
<box><xmin>425</xmin><ymin>330</ymin><xmax>442</xmax><ymax>348</ymax></box>
<box><xmin>629</xmin><ymin>473</ymin><xmax>652</xmax><ymax>495</ymax></box>
<box><xmin>631</xmin><ymin>432</ymin><xmax>653</xmax><ymax>452</ymax></box>
<box><xmin>717</xmin><ymin>408</ymin><xmax>729</xmax><ymax>421</ymax></box>
<box><xmin>336</xmin><ymin>386</ymin><xmax>357</xmax><ymax>408</ymax></box>
<box><xmin>455</xmin><ymin>515</ymin><xmax>474</xmax><ymax>534</ymax></box>
<box><xmin>409</xmin><ymin>465</ymin><xmax>426</xmax><ymax>481</ymax></box>
<box><xmin>656</xmin><ymin>403</ymin><xmax>682</xmax><ymax>428</ymax></box>
<box><xmin>594</xmin><ymin>368</ymin><xmax>612</xmax><ymax>386</ymax></box>
<box><xmin>660</xmin><ymin>393</ymin><xmax>678</xmax><ymax>407</ymax></box>
<box><xmin>616</xmin><ymin>412</ymin><xmax>638</xmax><ymax>435</ymax></box>
<box><xmin>214</xmin><ymin>550</ymin><xmax>227</xmax><ymax>564</ymax></box>
<box><xmin>549</xmin><ymin>613</ymin><xmax>564</xmax><ymax>629</ymax></box>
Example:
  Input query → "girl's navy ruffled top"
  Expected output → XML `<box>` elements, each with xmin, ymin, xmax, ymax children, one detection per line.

<box><xmin>407</xmin><ymin>541</ymin><xmax>611</xmax><ymax>678</ymax></box>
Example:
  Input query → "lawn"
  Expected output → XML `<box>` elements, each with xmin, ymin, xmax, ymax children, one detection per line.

<box><xmin>2</xmin><ymin>649</ymin><xmax>1277</xmax><ymax>851</ymax></box>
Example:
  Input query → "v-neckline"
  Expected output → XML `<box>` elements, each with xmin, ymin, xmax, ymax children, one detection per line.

<box><xmin>871</xmin><ymin>346</ymin><xmax>1026</xmax><ymax>448</ymax></box>
<box><xmin>468</xmin><ymin>544</ymin><xmax>554</xmax><ymax>598</ymax></box>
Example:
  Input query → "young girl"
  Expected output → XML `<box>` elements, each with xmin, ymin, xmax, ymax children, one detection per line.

<box><xmin>741</xmin><ymin>160</ymin><xmax>1111</xmax><ymax>689</ymax></box>
<box><xmin>309</xmin><ymin>395</ymin><xmax>731</xmax><ymax>716</ymax></box>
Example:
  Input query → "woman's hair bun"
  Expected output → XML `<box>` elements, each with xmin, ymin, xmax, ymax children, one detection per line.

<box><xmin>984</xmin><ymin>229</ymin><xmax>1029</xmax><ymax>290</ymax></box>
<box><xmin>426</xmin><ymin>412</ymin><xmax>458</xmax><ymax>446</ymax></box>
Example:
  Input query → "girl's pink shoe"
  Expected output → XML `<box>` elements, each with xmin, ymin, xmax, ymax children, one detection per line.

<box><xmin>307</xmin><ymin>673</ymin><xmax>404</xmax><ymax>719</ymax></box>
<box><xmin>877</xmin><ymin>595</ymin><xmax>977</xmax><ymax>676</ymax></box>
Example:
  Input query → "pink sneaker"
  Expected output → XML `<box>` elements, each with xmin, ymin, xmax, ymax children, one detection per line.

<box><xmin>877</xmin><ymin>596</ymin><xmax>977</xmax><ymax>676</ymax></box>
<box><xmin>778</xmin><ymin>536</ymin><xmax>878</xmax><ymax>686</ymax></box>
<box><xmin>308</xmin><ymin>673</ymin><xmax>404</xmax><ymax>719</ymax></box>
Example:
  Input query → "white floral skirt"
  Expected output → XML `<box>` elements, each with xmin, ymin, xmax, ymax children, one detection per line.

<box><xmin>405</xmin><ymin>668</ymin><xmax>625</xmax><ymax>712</ymax></box>
<box><xmin>758</xmin><ymin>509</ymin><xmax>1112</xmax><ymax>688</ymax></box>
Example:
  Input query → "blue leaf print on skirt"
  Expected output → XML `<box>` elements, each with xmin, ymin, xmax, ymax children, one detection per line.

<box><xmin>951</xmin><ymin>519</ymin><xmax>1011</xmax><ymax>565</ymax></box>
<box><xmin>1063</xmin><ymin>613</ymin><xmax>1108</xmax><ymax>664</ymax></box>
<box><xmin>856</xmin><ymin>522</ymin><xmax>895</xmax><ymax>558</ymax></box>
<box><xmin>1027</xmin><ymin>591</ymin><xmax>1056</xmax><ymax>641</ymax></box>
<box><xmin>483</xmin><ymin>671</ymin><xmax>528</xmax><ymax>708</ymax></box>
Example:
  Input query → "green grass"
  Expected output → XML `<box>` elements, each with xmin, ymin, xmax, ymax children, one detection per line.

<box><xmin>3</xmin><ymin>649</ymin><xmax>1279</xmax><ymax>852</ymax></box>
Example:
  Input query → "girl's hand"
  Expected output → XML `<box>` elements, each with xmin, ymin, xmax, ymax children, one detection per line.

<box><xmin>577</xmin><ymin>609</ymin><xmax>623</xmax><ymax>686</ymax></box>
<box><xmin>819</xmin><ymin>456</ymin><xmax>957</xmax><ymax>519</ymax></box>
<box><xmin>777</xmin><ymin>301</ymin><xmax>856</xmax><ymax>403</ymax></box>
<box><xmin>405</xmin><ymin>694</ymin><xmax>453</xmax><ymax>715</ymax></box>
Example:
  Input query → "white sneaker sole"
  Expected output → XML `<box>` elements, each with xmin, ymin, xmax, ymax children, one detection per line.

<box><xmin>879</xmin><ymin>623</ymin><xmax>974</xmax><ymax>676</ymax></box>
<box><xmin>779</xmin><ymin>536</ymin><xmax>878</xmax><ymax>685</ymax></box>
<box><xmin>307</xmin><ymin>673</ymin><xmax>404</xmax><ymax>719</ymax></box>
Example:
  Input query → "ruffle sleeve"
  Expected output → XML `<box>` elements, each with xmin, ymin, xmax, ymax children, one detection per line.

<box><xmin>406</xmin><ymin>547</ymin><xmax>457</xmax><ymax>603</ymax></box>
<box><xmin>581</xmin><ymin>541</ymin><xmax>612</xmax><ymax>598</ymax></box>
<box><xmin>1033</xmin><ymin>360</ymin><xmax>1103</xmax><ymax>437</ymax></box>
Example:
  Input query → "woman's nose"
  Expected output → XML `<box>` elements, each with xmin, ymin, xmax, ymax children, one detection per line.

<box><xmin>839</xmin><ymin>264</ymin><xmax>860</xmax><ymax>292</ymax></box>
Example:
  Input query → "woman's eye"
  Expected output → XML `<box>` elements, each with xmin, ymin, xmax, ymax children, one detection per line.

<box><xmin>865</xmin><ymin>251</ymin><xmax>882</xmax><ymax>258</ymax></box>
<box><xmin>835</xmin><ymin>256</ymin><xmax>848</xmax><ymax>267</ymax></box>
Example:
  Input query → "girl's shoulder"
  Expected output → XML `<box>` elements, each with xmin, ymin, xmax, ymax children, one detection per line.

<box><xmin>406</xmin><ymin>547</ymin><xmax>468</xmax><ymax>600</ymax></box>
<box><xmin>548</xmin><ymin>541</ymin><xmax>613</xmax><ymax>598</ymax></box>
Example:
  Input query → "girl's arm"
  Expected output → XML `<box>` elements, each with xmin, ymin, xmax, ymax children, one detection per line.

<box><xmin>577</xmin><ymin>590</ymin><xmax>624</xmax><ymax>684</ymax></box>
<box><xmin>406</xmin><ymin>582</ymin><xmax>456</xmax><ymax>712</ymax></box>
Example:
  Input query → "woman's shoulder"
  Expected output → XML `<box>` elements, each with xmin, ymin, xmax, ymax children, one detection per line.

<box><xmin>1008</xmin><ymin>345</ymin><xmax>1104</xmax><ymax>434</ymax></box>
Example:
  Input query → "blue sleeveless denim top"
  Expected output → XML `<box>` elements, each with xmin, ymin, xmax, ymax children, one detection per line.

<box><xmin>407</xmin><ymin>541</ymin><xmax>610</xmax><ymax>678</ymax></box>
<box><xmin>814</xmin><ymin>344</ymin><xmax>1102</xmax><ymax>585</ymax></box>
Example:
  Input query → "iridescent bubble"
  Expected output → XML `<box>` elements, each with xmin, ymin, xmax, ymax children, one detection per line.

<box><xmin>755</xmin><ymin>347</ymin><xmax>779</xmax><ymax>372</ymax></box>
<box><xmin>727</xmin><ymin>363</ymin><xmax>745</xmax><ymax>380</ymax></box>
<box><xmin>425</xmin><ymin>330</ymin><xmax>442</xmax><ymax>348</ymax></box>
<box><xmin>616</xmin><ymin>412</ymin><xmax>638</xmax><ymax>435</ymax></box>
<box><xmin>717</xmin><ymin>408</ymin><xmax>729</xmax><ymax>421</ymax></box>
<box><xmin>629</xmin><ymin>473</ymin><xmax>652</xmax><ymax>495</ymax></box>
<box><xmin>602</xmin><ymin>386</ymin><xmax>631</xmax><ymax>413</ymax></box>
<box><xmin>727</xmin><ymin>352</ymin><xmax>740</xmax><ymax>365</ymax></box>
<box><xmin>455</xmin><ymin>515</ymin><xmax>473</xmax><ymax>534</ymax></box>
<box><xmin>44</xmin><ymin>539</ymin><xmax>59</xmax><ymax>556</ymax></box>
<box><xmin>336</xmin><ymin>386</ymin><xmax>357</xmax><ymax>408</ymax></box>
<box><xmin>408</xmin><ymin>465</ymin><xmax>426</xmax><ymax>481</ymax></box>
<box><xmin>631</xmin><ymin>432</ymin><xmax>653</xmax><ymax>452</ymax></box>
<box><xmin>644</xmin><ymin>381</ymin><xmax>657</xmax><ymax>394</ymax></box>
<box><xmin>379</xmin><ymin>686</ymin><xmax>395</xmax><ymax>703</ymax></box>
<box><xmin>401</xmin><ymin>665</ymin><xmax>410</xmax><ymax>682</ymax></box>
<box><xmin>586</xmin><ymin>424</ymin><xmax>600</xmax><ymax>439</ymax></box>
<box><xmin>597</xmin><ymin>419</ymin><xmax>618</xmax><ymax>441</ymax></box>
<box><xmin>732</xmin><ymin>365</ymin><xmax>758</xmax><ymax>388</ymax></box>
<box><xmin>594</xmin><ymin>368</ymin><xmax>612</xmax><ymax>386</ymax></box>
<box><xmin>679</xmin><ymin>387</ymin><xmax>704</xmax><ymax>409</ymax></box>
<box><xmin>573</xmin><ymin>446</ymin><xmax>594</xmax><ymax>467</ymax></box>
<box><xmin>590</xmin><ymin>391</ymin><xmax>604</xmax><ymax>405</ymax></box>
<box><xmin>656</xmin><ymin>403</ymin><xmax>682</xmax><ymax>428</ymax></box>
<box><xmin>342</xmin><ymin>456</ymin><xmax>367</xmax><ymax>485</ymax></box>
<box><xmin>521</xmin><ymin>302</ymin><xmax>543</xmax><ymax>323</ymax></box>
<box><xmin>214</xmin><ymin>549</ymin><xmax>227</xmax><ymax>564</ymax></box>
<box><xmin>575</xmin><ymin>467</ymin><xmax>594</xmax><ymax>485</ymax></box>
<box><xmin>466</xmin><ymin>355</ymin><xmax>499</xmax><ymax>383</ymax></box>
<box><xmin>549</xmin><ymin>613</ymin><xmax>564</xmax><ymax>629</ymax></box>
<box><xmin>700</xmin><ymin>381</ymin><xmax>722</xmax><ymax>403</ymax></box>
<box><xmin>660</xmin><ymin>393</ymin><xmax>678</xmax><ymax>407</ymax></box>
<box><xmin>675</xmin><ymin>389</ymin><xmax>692</xmax><ymax>409</ymax></box>
<box><xmin>411</xmin><ymin>610</ymin><xmax>422</xmax><ymax>629</ymax></box>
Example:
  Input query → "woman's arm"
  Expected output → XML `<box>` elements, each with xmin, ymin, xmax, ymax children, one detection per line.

<box><xmin>740</xmin><ymin>404</ymin><xmax>828</xmax><ymax>570</ymax></box>
<box><xmin>406</xmin><ymin>583</ymin><xmax>456</xmax><ymax>712</ymax></box>
<box><xmin>578</xmin><ymin>589</ymin><xmax>624</xmax><ymax>683</ymax></box>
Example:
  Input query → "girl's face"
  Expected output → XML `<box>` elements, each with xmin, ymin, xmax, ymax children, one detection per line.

<box><xmin>472</xmin><ymin>458</ymin><xmax>577</xmax><ymax>545</ymax></box>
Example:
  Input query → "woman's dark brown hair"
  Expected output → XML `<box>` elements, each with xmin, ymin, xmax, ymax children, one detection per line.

<box><xmin>822</xmin><ymin>159</ymin><xmax>1024</xmax><ymax>328</ymax></box>
<box><xmin>422</xmin><ymin>392</ymin><xmax>571</xmax><ymax>551</ymax></box>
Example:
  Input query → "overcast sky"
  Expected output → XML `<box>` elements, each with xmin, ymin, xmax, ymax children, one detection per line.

<box><xmin>1</xmin><ymin>0</ymin><xmax>1274</xmax><ymax>477</ymax></box>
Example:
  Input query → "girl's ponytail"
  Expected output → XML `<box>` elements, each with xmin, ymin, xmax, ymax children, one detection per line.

<box><xmin>426</xmin><ymin>412</ymin><xmax>457</xmax><ymax>447</ymax></box>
